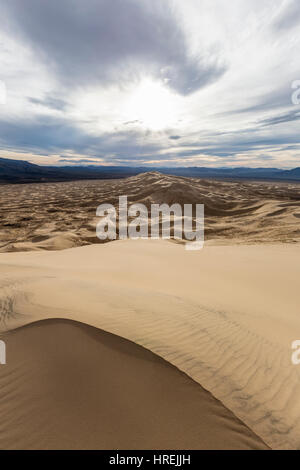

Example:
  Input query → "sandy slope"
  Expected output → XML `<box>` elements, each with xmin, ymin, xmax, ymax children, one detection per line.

<box><xmin>0</xmin><ymin>239</ymin><xmax>299</xmax><ymax>448</ymax></box>
<box><xmin>0</xmin><ymin>319</ymin><xmax>268</xmax><ymax>450</ymax></box>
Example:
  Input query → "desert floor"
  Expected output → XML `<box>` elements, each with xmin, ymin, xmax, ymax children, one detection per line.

<box><xmin>0</xmin><ymin>172</ymin><xmax>299</xmax><ymax>252</ymax></box>
<box><xmin>0</xmin><ymin>173</ymin><xmax>299</xmax><ymax>449</ymax></box>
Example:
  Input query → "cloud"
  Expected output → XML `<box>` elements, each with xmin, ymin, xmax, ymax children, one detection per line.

<box><xmin>0</xmin><ymin>0</ymin><xmax>299</xmax><ymax>169</ymax></box>
<box><xmin>1</xmin><ymin>110</ymin><xmax>299</xmax><ymax>168</ymax></box>
<box><xmin>0</xmin><ymin>114</ymin><xmax>162</xmax><ymax>160</ymax></box>
<box><xmin>28</xmin><ymin>95</ymin><xmax>68</xmax><ymax>111</ymax></box>
<box><xmin>226</xmin><ymin>88</ymin><xmax>293</xmax><ymax>115</ymax></box>
<box><xmin>1</xmin><ymin>0</ymin><xmax>225</xmax><ymax>96</ymax></box>
<box><xmin>59</xmin><ymin>158</ymin><xmax>102</xmax><ymax>164</ymax></box>
<box><xmin>259</xmin><ymin>110</ymin><xmax>300</xmax><ymax>127</ymax></box>
<box><xmin>273</xmin><ymin>0</ymin><xmax>300</xmax><ymax>31</ymax></box>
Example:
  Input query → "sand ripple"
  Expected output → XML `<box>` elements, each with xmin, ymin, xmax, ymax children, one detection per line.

<box><xmin>0</xmin><ymin>240</ymin><xmax>299</xmax><ymax>448</ymax></box>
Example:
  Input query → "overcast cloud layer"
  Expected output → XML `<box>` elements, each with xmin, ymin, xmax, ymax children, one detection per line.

<box><xmin>0</xmin><ymin>0</ymin><xmax>299</xmax><ymax>168</ymax></box>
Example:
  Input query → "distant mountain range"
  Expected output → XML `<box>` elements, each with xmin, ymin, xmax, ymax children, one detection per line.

<box><xmin>0</xmin><ymin>157</ymin><xmax>299</xmax><ymax>183</ymax></box>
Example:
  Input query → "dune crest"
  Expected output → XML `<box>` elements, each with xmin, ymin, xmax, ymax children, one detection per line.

<box><xmin>0</xmin><ymin>319</ymin><xmax>268</xmax><ymax>450</ymax></box>
<box><xmin>0</xmin><ymin>239</ymin><xmax>299</xmax><ymax>448</ymax></box>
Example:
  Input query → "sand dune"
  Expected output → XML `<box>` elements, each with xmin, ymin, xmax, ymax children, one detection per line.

<box><xmin>0</xmin><ymin>239</ymin><xmax>299</xmax><ymax>449</ymax></box>
<box><xmin>0</xmin><ymin>172</ymin><xmax>299</xmax><ymax>252</ymax></box>
<box><xmin>0</xmin><ymin>318</ymin><xmax>268</xmax><ymax>450</ymax></box>
<box><xmin>0</xmin><ymin>173</ymin><xmax>299</xmax><ymax>449</ymax></box>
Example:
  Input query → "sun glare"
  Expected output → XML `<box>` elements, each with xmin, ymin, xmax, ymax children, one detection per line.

<box><xmin>124</xmin><ymin>79</ymin><xmax>179</xmax><ymax>130</ymax></box>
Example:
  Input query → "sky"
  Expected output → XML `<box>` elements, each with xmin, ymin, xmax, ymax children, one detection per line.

<box><xmin>0</xmin><ymin>0</ymin><xmax>299</xmax><ymax>168</ymax></box>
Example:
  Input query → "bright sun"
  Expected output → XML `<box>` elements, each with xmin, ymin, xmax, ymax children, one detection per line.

<box><xmin>124</xmin><ymin>79</ymin><xmax>179</xmax><ymax>131</ymax></box>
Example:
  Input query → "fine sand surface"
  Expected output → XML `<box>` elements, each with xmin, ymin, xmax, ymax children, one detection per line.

<box><xmin>0</xmin><ymin>172</ymin><xmax>299</xmax><ymax>252</ymax></box>
<box><xmin>0</xmin><ymin>239</ymin><xmax>299</xmax><ymax>449</ymax></box>
<box><xmin>0</xmin><ymin>319</ymin><xmax>268</xmax><ymax>450</ymax></box>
